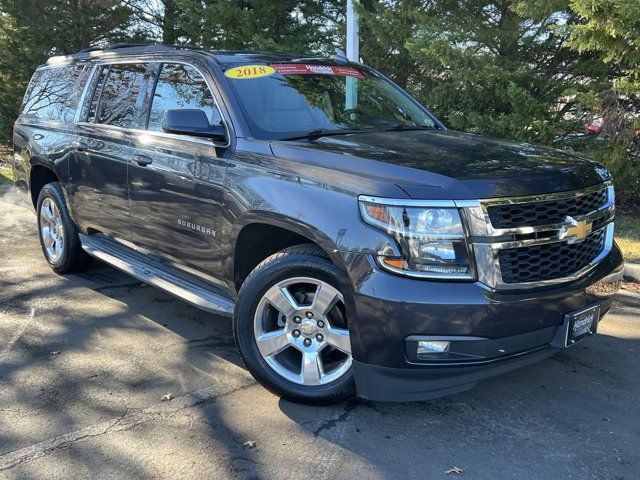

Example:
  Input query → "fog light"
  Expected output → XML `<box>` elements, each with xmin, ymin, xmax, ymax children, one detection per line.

<box><xmin>417</xmin><ymin>340</ymin><xmax>450</xmax><ymax>354</ymax></box>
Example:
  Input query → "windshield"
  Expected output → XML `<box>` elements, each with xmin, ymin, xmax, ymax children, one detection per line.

<box><xmin>223</xmin><ymin>63</ymin><xmax>438</xmax><ymax>140</ymax></box>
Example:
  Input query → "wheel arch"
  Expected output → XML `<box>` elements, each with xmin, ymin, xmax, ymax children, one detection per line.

<box><xmin>229</xmin><ymin>214</ymin><xmax>353</xmax><ymax>297</ymax></box>
<box><xmin>29</xmin><ymin>163</ymin><xmax>60</xmax><ymax>208</ymax></box>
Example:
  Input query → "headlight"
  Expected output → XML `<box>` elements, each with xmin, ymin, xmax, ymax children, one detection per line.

<box><xmin>359</xmin><ymin>198</ymin><xmax>474</xmax><ymax>280</ymax></box>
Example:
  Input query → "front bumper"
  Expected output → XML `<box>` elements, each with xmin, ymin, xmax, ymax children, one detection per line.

<box><xmin>341</xmin><ymin>244</ymin><xmax>624</xmax><ymax>402</ymax></box>
<box><xmin>353</xmin><ymin>347</ymin><xmax>556</xmax><ymax>402</ymax></box>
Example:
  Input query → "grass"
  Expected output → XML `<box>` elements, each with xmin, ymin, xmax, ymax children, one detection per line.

<box><xmin>616</xmin><ymin>207</ymin><xmax>640</xmax><ymax>263</ymax></box>
<box><xmin>0</xmin><ymin>166</ymin><xmax>12</xmax><ymax>184</ymax></box>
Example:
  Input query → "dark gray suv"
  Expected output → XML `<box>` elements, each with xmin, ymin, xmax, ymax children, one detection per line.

<box><xmin>13</xmin><ymin>44</ymin><xmax>623</xmax><ymax>404</ymax></box>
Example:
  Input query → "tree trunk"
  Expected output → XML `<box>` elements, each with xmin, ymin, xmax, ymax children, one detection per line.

<box><xmin>162</xmin><ymin>0</ymin><xmax>176</xmax><ymax>44</ymax></box>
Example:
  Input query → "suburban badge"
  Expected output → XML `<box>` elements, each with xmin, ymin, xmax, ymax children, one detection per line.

<box><xmin>177</xmin><ymin>218</ymin><xmax>216</xmax><ymax>237</ymax></box>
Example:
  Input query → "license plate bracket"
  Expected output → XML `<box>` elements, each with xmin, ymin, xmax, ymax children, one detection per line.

<box><xmin>563</xmin><ymin>304</ymin><xmax>600</xmax><ymax>348</ymax></box>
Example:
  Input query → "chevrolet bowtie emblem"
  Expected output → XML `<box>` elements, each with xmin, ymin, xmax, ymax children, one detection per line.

<box><xmin>560</xmin><ymin>216</ymin><xmax>592</xmax><ymax>241</ymax></box>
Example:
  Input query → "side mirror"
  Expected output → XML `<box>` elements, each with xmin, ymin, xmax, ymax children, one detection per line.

<box><xmin>162</xmin><ymin>109</ymin><xmax>227</xmax><ymax>142</ymax></box>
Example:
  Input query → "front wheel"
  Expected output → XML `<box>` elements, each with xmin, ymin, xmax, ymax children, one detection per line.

<box><xmin>233</xmin><ymin>245</ymin><xmax>355</xmax><ymax>404</ymax></box>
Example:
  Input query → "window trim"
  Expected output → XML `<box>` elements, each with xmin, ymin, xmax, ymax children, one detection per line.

<box><xmin>74</xmin><ymin>58</ymin><xmax>231</xmax><ymax>148</ymax></box>
<box><xmin>75</xmin><ymin>63</ymin><xmax>106</xmax><ymax>124</ymax></box>
<box><xmin>93</xmin><ymin>64</ymin><xmax>111</xmax><ymax>125</ymax></box>
<box><xmin>143</xmin><ymin>63</ymin><xmax>162</xmax><ymax>130</ymax></box>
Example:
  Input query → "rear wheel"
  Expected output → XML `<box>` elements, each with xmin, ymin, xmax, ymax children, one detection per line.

<box><xmin>36</xmin><ymin>182</ymin><xmax>92</xmax><ymax>273</ymax></box>
<box><xmin>233</xmin><ymin>244</ymin><xmax>355</xmax><ymax>404</ymax></box>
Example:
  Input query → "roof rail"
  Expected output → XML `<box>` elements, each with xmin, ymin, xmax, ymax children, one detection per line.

<box><xmin>76</xmin><ymin>46</ymin><xmax>101</xmax><ymax>54</ymax></box>
<box><xmin>77</xmin><ymin>43</ymin><xmax>154</xmax><ymax>54</ymax></box>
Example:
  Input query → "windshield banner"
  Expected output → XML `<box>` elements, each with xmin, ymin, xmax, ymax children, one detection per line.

<box><xmin>271</xmin><ymin>64</ymin><xmax>364</xmax><ymax>78</ymax></box>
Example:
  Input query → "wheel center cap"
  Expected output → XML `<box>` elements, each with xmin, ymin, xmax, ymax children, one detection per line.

<box><xmin>299</xmin><ymin>320</ymin><xmax>317</xmax><ymax>337</ymax></box>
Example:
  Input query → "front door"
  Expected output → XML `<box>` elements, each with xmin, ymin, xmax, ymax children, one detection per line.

<box><xmin>128</xmin><ymin>62</ymin><xmax>228</xmax><ymax>279</ymax></box>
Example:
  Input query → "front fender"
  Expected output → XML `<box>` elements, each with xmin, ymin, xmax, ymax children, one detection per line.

<box><xmin>229</xmin><ymin>210</ymin><xmax>352</xmax><ymax>287</ymax></box>
<box><xmin>223</xmin><ymin>147</ymin><xmax>402</xmax><ymax>258</ymax></box>
<box><xmin>223</xmin><ymin>176</ymin><xmax>399</xmax><ymax>280</ymax></box>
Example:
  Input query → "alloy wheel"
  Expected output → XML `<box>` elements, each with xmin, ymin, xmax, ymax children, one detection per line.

<box><xmin>253</xmin><ymin>277</ymin><xmax>352</xmax><ymax>386</ymax></box>
<box><xmin>40</xmin><ymin>198</ymin><xmax>65</xmax><ymax>262</ymax></box>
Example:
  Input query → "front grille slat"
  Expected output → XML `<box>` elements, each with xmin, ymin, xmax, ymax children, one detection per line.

<box><xmin>487</xmin><ymin>187</ymin><xmax>608</xmax><ymax>229</ymax></box>
<box><xmin>497</xmin><ymin>229</ymin><xmax>606</xmax><ymax>284</ymax></box>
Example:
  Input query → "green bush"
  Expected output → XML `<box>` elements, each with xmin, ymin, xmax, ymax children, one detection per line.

<box><xmin>590</xmin><ymin>142</ymin><xmax>640</xmax><ymax>205</ymax></box>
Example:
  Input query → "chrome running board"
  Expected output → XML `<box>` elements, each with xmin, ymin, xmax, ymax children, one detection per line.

<box><xmin>79</xmin><ymin>233</ymin><xmax>235</xmax><ymax>317</ymax></box>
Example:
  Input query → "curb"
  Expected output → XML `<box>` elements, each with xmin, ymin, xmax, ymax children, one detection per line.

<box><xmin>624</xmin><ymin>262</ymin><xmax>640</xmax><ymax>283</ymax></box>
<box><xmin>616</xmin><ymin>288</ymin><xmax>640</xmax><ymax>308</ymax></box>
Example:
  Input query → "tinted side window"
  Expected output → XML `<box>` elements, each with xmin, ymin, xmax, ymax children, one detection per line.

<box><xmin>95</xmin><ymin>63</ymin><xmax>148</xmax><ymax>128</ymax></box>
<box><xmin>147</xmin><ymin>63</ymin><xmax>222</xmax><ymax>132</ymax></box>
<box><xmin>21</xmin><ymin>65</ymin><xmax>84</xmax><ymax>121</ymax></box>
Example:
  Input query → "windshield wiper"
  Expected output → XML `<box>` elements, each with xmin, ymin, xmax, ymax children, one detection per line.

<box><xmin>280</xmin><ymin>128</ymin><xmax>372</xmax><ymax>141</ymax></box>
<box><xmin>279</xmin><ymin>125</ymin><xmax>434</xmax><ymax>141</ymax></box>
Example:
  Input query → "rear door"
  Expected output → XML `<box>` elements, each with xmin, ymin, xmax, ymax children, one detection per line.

<box><xmin>128</xmin><ymin>61</ymin><xmax>229</xmax><ymax>279</ymax></box>
<box><xmin>69</xmin><ymin>62</ymin><xmax>152</xmax><ymax>240</ymax></box>
<box><xmin>14</xmin><ymin>63</ymin><xmax>89</xmax><ymax>190</ymax></box>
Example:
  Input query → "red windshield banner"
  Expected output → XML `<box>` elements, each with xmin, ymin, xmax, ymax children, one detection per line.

<box><xmin>270</xmin><ymin>64</ymin><xmax>364</xmax><ymax>78</ymax></box>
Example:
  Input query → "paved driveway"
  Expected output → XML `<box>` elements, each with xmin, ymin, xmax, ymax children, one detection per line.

<box><xmin>1</xmin><ymin>185</ymin><xmax>639</xmax><ymax>479</ymax></box>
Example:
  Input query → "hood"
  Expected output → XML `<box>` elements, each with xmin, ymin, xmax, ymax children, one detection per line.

<box><xmin>270</xmin><ymin>129</ymin><xmax>610</xmax><ymax>199</ymax></box>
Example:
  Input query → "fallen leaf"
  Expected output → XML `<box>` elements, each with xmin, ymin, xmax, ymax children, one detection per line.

<box><xmin>445</xmin><ymin>466</ymin><xmax>463</xmax><ymax>475</ymax></box>
<box><xmin>162</xmin><ymin>394</ymin><xmax>174</xmax><ymax>401</ymax></box>
<box><xmin>243</xmin><ymin>440</ymin><xmax>256</xmax><ymax>449</ymax></box>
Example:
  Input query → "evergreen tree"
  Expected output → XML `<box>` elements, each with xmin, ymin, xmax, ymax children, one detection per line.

<box><xmin>0</xmin><ymin>0</ymin><xmax>135</xmax><ymax>140</ymax></box>
<box><xmin>567</xmin><ymin>0</ymin><xmax>640</xmax><ymax>200</ymax></box>
<box><xmin>357</xmin><ymin>0</ymin><xmax>426</xmax><ymax>89</ymax></box>
<box><xmin>124</xmin><ymin>0</ymin><xmax>185</xmax><ymax>44</ymax></box>
<box><xmin>174</xmin><ymin>0</ymin><xmax>341</xmax><ymax>53</ymax></box>
<box><xmin>569</xmin><ymin>0</ymin><xmax>640</xmax><ymax>95</ymax></box>
<box><xmin>359</xmin><ymin>0</ymin><xmax>609</xmax><ymax>145</ymax></box>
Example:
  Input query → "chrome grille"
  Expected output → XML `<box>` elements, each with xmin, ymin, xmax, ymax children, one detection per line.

<box><xmin>487</xmin><ymin>187</ymin><xmax>608</xmax><ymax>229</ymax></box>
<box><xmin>463</xmin><ymin>182</ymin><xmax>615</xmax><ymax>289</ymax></box>
<box><xmin>497</xmin><ymin>228</ymin><xmax>606</xmax><ymax>283</ymax></box>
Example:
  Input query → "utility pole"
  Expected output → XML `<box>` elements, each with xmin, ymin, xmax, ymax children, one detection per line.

<box><xmin>346</xmin><ymin>0</ymin><xmax>360</xmax><ymax>110</ymax></box>
<box><xmin>346</xmin><ymin>0</ymin><xmax>360</xmax><ymax>62</ymax></box>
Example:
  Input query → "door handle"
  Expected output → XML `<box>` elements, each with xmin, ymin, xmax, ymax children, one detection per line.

<box><xmin>133</xmin><ymin>154</ymin><xmax>153</xmax><ymax>167</ymax></box>
<box><xmin>71</xmin><ymin>140</ymin><xmax>89</xmax><ymax>151</ymax></box>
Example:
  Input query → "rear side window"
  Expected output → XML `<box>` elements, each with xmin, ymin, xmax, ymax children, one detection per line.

<box><xmin>21</xmin><ymin>65</ymin><xmax>85</xmax><ymax>121</ymax></box>
<box><xmin>147</xmin><ymin>63</ymin><xmax>222</xmax><ymax>132</ymax></box>
<box><xmin>94</xmin><ymin>63</ymin><xmax>148</xmax><ymax>128</ymax></box>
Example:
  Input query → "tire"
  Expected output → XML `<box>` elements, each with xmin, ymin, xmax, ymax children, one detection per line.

<box><xmin>233</xmin><ymin>244</ymin><xmax>356</xmax><ymax>405</ymax></box>
<box><xmin>36</xmin><ymin>182</ymin><xmax>92</xmax><ymax>273</ymax></box>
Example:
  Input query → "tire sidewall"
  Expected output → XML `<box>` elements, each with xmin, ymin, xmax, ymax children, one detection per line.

<box><xmin>37</xmin><ymin>183</ymin><xmax>73</xmax><ymax>272</ymax></box>
<box><xmin>234</xmin><ymin>253</ymin><xmax>355</xmax><ymax>404</ymax></box>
